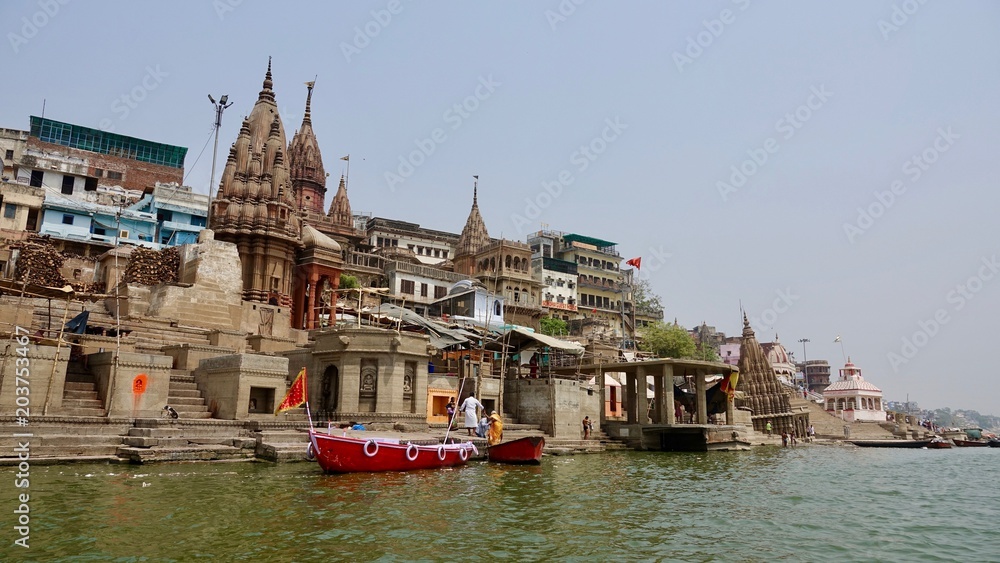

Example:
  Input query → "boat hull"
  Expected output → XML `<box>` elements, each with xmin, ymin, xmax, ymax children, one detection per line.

<box><xmin>953</xmin><ymin>439</ymin><xmax>989</xmax><ymax>447</ymax></box>
<box><xmin>309</xmin><ymin>431</ymin><xmax>476</xmax><ymax>473</ymax></box>
<box><xmin>989</xmin><ymin>439</ymin><xmax>1000</xmax><ymax>448</ymax></box>
<box><xmin>850</xmin><ymin>439</ymin><xmax>933</xmax><ymax>448</ymax></box>
<box><xmin>926</xmin><ymin>441</ymin><xmax>952</xmax><ymax>449</ymax></box>
<box><xmin>487</xmin><ymin>436</ymin><xmax>545</xmax><ymax>465</ymax></box>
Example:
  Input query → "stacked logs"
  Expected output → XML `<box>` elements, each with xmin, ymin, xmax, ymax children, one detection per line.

<box><xmin>13</xmin><ymin>237</ymin><xmax>66</xmax><ymax>288</ymax></box>
<box><xmin>122</xmin><ymin>246</ymin><xmax>180</xmax><ymax>286</ymax></box>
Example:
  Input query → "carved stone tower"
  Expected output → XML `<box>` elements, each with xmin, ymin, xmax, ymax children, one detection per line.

<box><xmin>288</xmin><ymin>81</ymin><xmax>327</xmax><ymax>215</ymax></box>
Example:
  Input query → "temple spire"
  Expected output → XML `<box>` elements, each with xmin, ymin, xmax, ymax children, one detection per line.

<box><xmin>303</xmin><ymin>78</ymin><xmax>315</xmax><ymax>125</ymax></box>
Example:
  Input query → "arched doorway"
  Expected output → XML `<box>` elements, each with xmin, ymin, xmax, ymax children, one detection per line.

<box><xmin>321</xmin><ymin>365</ymin><xmax>340</xmax><ymax>418</ymax></box>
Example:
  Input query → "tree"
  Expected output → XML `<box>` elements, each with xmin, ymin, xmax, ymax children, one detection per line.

<box><xmin>632</xmin><ymin>278</ymin><xmax>664</xmax><ymax>315</ymax></box>
<box><xmin>692</xmin><ymin>342</ymin><xmax>720</xmax><ymax>362</ymax></box>
<box><xmin>339</xmin><ymin>274</ymin><xmax>359</xmax><ymax>289</ymax></box>
<box><xmin>540</xmin><ymin>316</ymin><xmax>568</xmax><ymax>336</ymax></box>
<box><xmin>639</xmin><ymin>321</ymin><xmax>696</xmax><ymax>359</ymax></box>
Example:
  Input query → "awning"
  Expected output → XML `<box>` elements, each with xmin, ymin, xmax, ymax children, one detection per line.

<box><xmin>493</xmin><ymin>326</ymin><xmax>585</xmax><ymax>356</ymax></box>
<box><xmin>367</xmin><ymin>303</ymin><xmax>470</xmax><ymax>349</ymax></box>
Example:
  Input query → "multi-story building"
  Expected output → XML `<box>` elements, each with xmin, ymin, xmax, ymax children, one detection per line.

<box><xmin>364</xmin><ymin>217</ymin><xmax>459</xmax><ymax>266</ymax></box>
<box><xmin>38</xmin><ymin>193</ymin><xmax>158</xmax><ymax>254</ymax></box>
<box><xmin>0</xmin><ymin>128</ymin><xmax>28</xmax><ymax>181</ymax></box>
<box><xmin>385</xmin><ymin>260</ymin><xmax>467</xmax><ymax>317</ymax></box>
<box><xmin>528</xmin><ymin>230</ymin><xmax>578</xmax><ymax>322</ymax></box>
<box><xmin>130</xmin><ymin>183</ymin><xmax>208</xmax><ymax>246</ymax></box>
<box><xmin>16</xmin><ymin>116</ymin><xmax>185</xmax><ymax>197</ymax></box>
<box><xmin>559</xmin><ymin>234</ymin><xmax>628</xmax><ymax>339</ymax></box>
<box><xmin>798</xmin><ymin>359</ymin><xmax>831</xmax><ymax>393</ymax></box>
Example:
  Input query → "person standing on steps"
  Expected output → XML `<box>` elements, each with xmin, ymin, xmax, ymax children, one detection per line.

<box><xmin>459</xmin><ymin>395</ymin><xmax>484</xmax><ymax>437</ymax></box>
<box><xmin>766</xmin><ymin>420</ymin><xmax>773</xmax><ymax>436</ymax></box>
<box><xmin>583</xmin><ymin>416</ymin><xmax>593</xmax><ymax>439</ymax></box>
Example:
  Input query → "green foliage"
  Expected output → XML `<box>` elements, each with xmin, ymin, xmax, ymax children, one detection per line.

<box><xmin>692</xmin><ymin>342</ymin><xmax>720</xmax><ymax>362</ymax></box>
<box><xmin>339</xmin><ymin>274</ymin><xmax>360</xmax><ymax>289</ymax></box>
<box><xmin>632</xmin><ymin>278</ymin><xmax>664</xmax><ymax>314</ymax></box>
<box><xmin>639</xmin><ymin>321</ymin><xmax>697</xmax><ymax>359</ymax></box>
<box><xmin>540</xmin><ymin>316</ymin><xmax>568</xmax><ymax>336</ymax></box>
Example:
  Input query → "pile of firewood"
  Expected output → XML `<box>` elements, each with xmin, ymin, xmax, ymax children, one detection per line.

<box><xmin>122</xmin><ymin>246</ymin><xmax>180</xmax><ymax>286</ymax></box>
<box><xmin>13</xmin><ymin>237</ymin><xmax>66</xmax><ymax>287</ymax></box>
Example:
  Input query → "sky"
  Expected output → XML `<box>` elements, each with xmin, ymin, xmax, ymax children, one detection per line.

<box><xmin>3</xmin><ymin>0</ymin><xmax>999</xmax><ymax>414</ymax></box>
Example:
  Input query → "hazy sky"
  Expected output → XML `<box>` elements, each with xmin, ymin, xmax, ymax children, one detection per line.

<box><xmin>4</xmin><ymin>1</ymin><xmax>998</xmax><ymax>414</ymax></box>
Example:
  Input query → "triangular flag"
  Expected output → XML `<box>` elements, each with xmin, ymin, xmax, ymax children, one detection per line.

<box><xmin>626</xmin><ymin>257</ymin><xmax>641</xmax><ymax>270</ymax></box>
<box><xmin>833</xmin><ymin>335</ymin><xmax>841</xmax><ymax>343</ymax></box>
<box><xmin>340</xmin><ymin>155</ymin><xmax>349</xmax><ymax>161</ymax></box>
<box><xmin>275</xmin><ymin>367</ymin><xmax>307</xmax><ymax>414</ymax></box>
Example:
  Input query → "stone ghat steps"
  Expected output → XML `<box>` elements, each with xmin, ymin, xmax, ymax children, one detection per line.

<box><xmin>118</xmin><ymin>420</ymin><xmax>256</xmax><ymax>463</ymax></box>
<box><xmin>116</xmin><ymin>445</ymin><xmax>255</xmax><ymax>463</ymax></box>
<box><xmin>803</xmin><ymin>401</ymin><xmax>894</xmax><ymax>439</ymax></box>
<box><xmin>166</xmin><ymin>373</ymin><xmax>212</xmax><ymax>419</ymax></box>
<box><xmin>60</xmin><ymin>380</ymin><xmax>107</xmax><ymax>417</ymax></box>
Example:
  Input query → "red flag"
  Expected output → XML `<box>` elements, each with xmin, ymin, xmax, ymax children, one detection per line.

<box><xmin>626</xmin><ymin>257</ymin><xmax>641</xmax><ymax>270</ymax></box>
<box><xmin>275</xmin><ymin>367</ymin><xmax>307</xmax><ymax>414</ymax></box>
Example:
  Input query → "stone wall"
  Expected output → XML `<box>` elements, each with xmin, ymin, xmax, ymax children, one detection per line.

<box><xmin>507</xmin><ymin>378</ymin><xmax>601</xmax><ymax>437</ymax></box>
<box><xmin>0</xmin><ymin>342</ymin><xmax>68</xmax><ymax>414</ymax></box>
<box><xmin>88</xmin><ymin>351</ymin><xmax>172</xmax><ymax>418</ymax></box>
<box><xmin>194</xmin><ymin>354</ymin><xmax>290</xmax><ymax>420</ymax></box>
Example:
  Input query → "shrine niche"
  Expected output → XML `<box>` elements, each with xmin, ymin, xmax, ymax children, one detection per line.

<box><xmin>359</xmin><ymin>359</ymin><xmax>378</xmax><ymax>412</ymax></box>
<box><xmin>320</xmin><ymin>364</ymin><xmax>340</xmax><ymax>418</ymax></box>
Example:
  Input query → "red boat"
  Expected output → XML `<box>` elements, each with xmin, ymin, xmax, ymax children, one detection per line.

<box><xmin>308</xmin><ymin>431</ymin><xmax>477</xmax><ymax>473</ymax></box>
<box><xmin>952</xmin><ymin>439</ymin><xmax>990</xmax><ymax>447</ymax></box>
<box><xmin>487</xmin><ymin>436</ymin><xmax>545</xmax><ymax>465</ymax></box>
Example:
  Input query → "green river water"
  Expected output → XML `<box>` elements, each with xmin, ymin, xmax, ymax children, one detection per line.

<box><xmin>3</xmin><ymin>445</ymin><xmax>999</xmax><ymax>562</ymax></box>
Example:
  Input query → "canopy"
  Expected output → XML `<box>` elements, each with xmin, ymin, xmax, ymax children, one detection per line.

<box><xmin>588</xmin><ymin>374</ymin><xmax>622</xmax><ymax>387</ymax></box>
<box><xmin>493</xmin><ymin>326</ymin><xmax>585</xmax><ymax>356</ymax></box>
<box><xmin>367</xmin><ymin>303</ymin><xmax>470</xmax><ymax>349</ymax></box>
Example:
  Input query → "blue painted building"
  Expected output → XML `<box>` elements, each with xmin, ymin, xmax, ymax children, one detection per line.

<box><xmin>129</xmin><ymin>183</ymin><xmax>208</xmax><ymax>246</ymax></box>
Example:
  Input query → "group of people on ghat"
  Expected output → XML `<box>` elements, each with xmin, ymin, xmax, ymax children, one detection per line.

<box><xmin>446</xmin><ymin>396</ymin><xmax>503</xmax><ymax>446</ymax></box>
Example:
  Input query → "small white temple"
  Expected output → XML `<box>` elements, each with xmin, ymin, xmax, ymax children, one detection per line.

<box><xmin>823</xmin><ymin>358</ymin><xmax>885</xmax><ymax>422</ymax></box>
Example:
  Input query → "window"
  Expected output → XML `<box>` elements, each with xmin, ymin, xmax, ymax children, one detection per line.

<box><xmin>84</xmin><ymin>177</ymin><xmax>97</xmax><ymax>191</ymax></box>
<box><xmin>4</xmin><ymin>150</ymin><xmax>12</xmax><ymax>161</ymax></box>
<box><xmin>61</xmin><ymin>175</ymin><xmax>74</xmax><ymax>194</ymax></box>
<box><xmin>30</xmin><ymin>170</ymin><xmax>43</xmax><ymax>188</ymax></box>
<box><xmin>3</xmin><ymin>203</ymin><xmax>15</xmax><ymax>219</ymax></box>
<box><xmin>420</xmin><ymin>283</ymin><xmax>428</xmax><ymax>297</ymax></box>
<box><xmin>93</xmin><ymin>227</ymin><xmax>106</xmax><ymax>236</ymax></box>
<box><xmin>157</xmin><ymin>210</ymin><xmax>173</xmax><ymax>222</ymax></box>
<box><xmin>442</xmin><ymin>250</ymin><xmax>448</xmax><ymax>259</ymax></box>
<box><xmin>62</xmin><ymin>214</ymin><xmax>74</xmax><ymax>225</ymax></box>
<box><xmin>94</xmin><ymin>168</ymin><xmax>103</xmax><ymax>177</ymax></box>
<box><xmin>106</xmin><ymin>171</ymin><xmax>123</xmax><ymax>180</ymax></box>
<box><xmin>434</xmin><ymin>286</ymin><xmax>447</xmax><ymax>299</ymax></box>
<box><xmin>401</xmin><ymin>280</ymin><xmax>415</xmax><ymax>294</ymax></box>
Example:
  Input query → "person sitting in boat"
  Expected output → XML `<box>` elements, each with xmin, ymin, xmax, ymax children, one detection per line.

<box><xmin>487</xmin><ymin>411</ymin><xmax>503</xmax><ymax>446</ymax></box>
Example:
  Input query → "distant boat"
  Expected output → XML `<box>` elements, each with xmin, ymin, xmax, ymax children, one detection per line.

<box><xmin>487</xmin><ymin>436</ymin><xmax>545</xmax><ymax>465</ymax></box>
<box><xmin>988</xmin><ymin>439</ymin><xmax>1000</xmax><ymax>448</ymax></box>
<box><xmin>850</xmin><ymin>439</ymin><xmax>933</xmax><ymax>448</ymax></box>
<box><xmin>926</xmin><ymin>439</ymin><xmax>952</xmax><ymax>449</ymax></box>
<box><xmin>308</xmin><ymin>431</ymin><xmax>476</xmax><ymax>473</ymax></box>
<box><xmin>952</xmin><ymin>439</ymin><xmax>989</xmax><ymax>448</ymax></box>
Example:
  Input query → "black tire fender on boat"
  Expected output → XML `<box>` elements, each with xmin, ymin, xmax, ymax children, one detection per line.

<box><xmin>364</xmin><ymin>439</ymin><xmax>379</xmax><ymax>457</ymax></box>
<box><xmin>305</xmin><ymin>441</ymin><xmax>316</xmax><ymax>461</ymax></box>
<box><xmin>459</xmin><ymin>446</ymin><xmax>469</xmax><ymax>461</ymax></box>
<box><xmin>405</xmin><ymin>443</ymin><xmax>419</xmax><ymax>461</ymax></box>
<box><xmin>437</xmin><ymin>445</ymin><xmax>446</xmax><ymax>460</ymax></box>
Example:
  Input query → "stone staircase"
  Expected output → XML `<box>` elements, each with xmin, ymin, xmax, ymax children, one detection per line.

<box><xmin>166</xmin><ymin>370</ymin><xmax>212</xmax><ymax>419</ymax></box>
<box><xmin>545</xmin><ymin>430</ymin><xmax>629</xmax><ymax>455</ymax></box>
<box><xmin>803</xmin><ymin>401</ymin><xmax>893</xmax><ymax>439</ymax></box>
<box><xmin>60</xmin><ymin>361</ymin><xmax>107</xmax><ymax>417</ymax></box>
<box><xmin>0</xmin><ymin>418</ymin><xmax>130</xmax><ymax>463</ymax></box>
<box><xmin>117</xmin><ymin>419</ymin><xmax>255</xmax><ymax>463</ymax></box>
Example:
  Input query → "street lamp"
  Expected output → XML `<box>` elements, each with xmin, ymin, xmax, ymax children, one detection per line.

<box><xmin>798</xmin><ymin>338</ymin><xmax>810</xmax><ymax>391</ymax></box>
<box><xmin>207</xmin><ymin>94</ymin><xmax>233</xmax><ymax>228</ymax></box>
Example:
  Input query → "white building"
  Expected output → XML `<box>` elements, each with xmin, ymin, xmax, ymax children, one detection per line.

<box><xmin>823</xmin><ymin>358</ymin><xmax>885</xmax><ymax>422</ymax></box>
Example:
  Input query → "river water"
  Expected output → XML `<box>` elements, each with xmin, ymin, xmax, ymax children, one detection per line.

<box><xmin>4</xmin><ymin>445</ymin><xmax>999</xmax><ymax>562</ymax></box>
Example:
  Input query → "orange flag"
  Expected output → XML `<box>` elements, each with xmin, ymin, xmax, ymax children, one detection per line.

<box><xmin>275</xmin><ymin>367</ymin><xmax>307</xmax><ymax>414</ymax></box>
